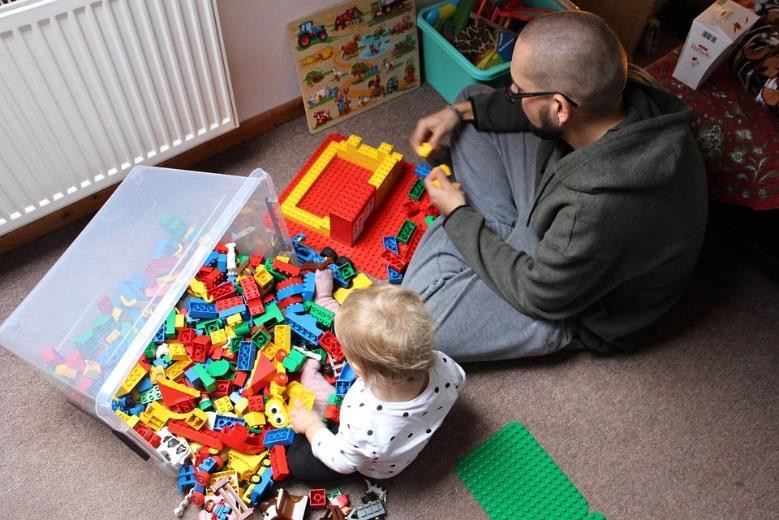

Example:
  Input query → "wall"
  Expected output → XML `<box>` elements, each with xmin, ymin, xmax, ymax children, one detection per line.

<box><xmin>217</xmin><ymin>0</ymin><xmax>437</xmax><ymax>122</ymax></box>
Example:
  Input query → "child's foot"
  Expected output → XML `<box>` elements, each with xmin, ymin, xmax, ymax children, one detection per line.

<box><xmin>300</xmin><ymin>358</ymin><xmax>335</xmax><ymax>414</ymax></box>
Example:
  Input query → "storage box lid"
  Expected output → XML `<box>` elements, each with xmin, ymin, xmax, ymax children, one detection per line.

<box><xmin>695</xmin><ymin>0</ymin><xmax>758</xmax><ymax>44</ymax></box>
<box><xmin>0</xmin><ymin>166</ymin><xmax>287</xmax><ymax>427</ymax></box>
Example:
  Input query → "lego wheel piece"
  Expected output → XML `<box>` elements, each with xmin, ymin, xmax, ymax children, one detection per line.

<box><xmin>320</xmin><ymin>247</ymin><xmax>339</xmax><ymax>263</ymax></box>
<box><xmin>457</xmin><ymin>422</ymin><xmax>603</xmax><ymax>520</ymax></box>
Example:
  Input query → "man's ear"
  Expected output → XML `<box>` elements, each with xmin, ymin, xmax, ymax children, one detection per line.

<box><xmin>552</xmin><ymin>93</ymin><xmax>574</xmax><ymax>125</ymax></box>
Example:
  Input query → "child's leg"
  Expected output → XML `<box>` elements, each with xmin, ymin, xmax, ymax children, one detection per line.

<box><xmin>287</xmin><ymin>435</ymin><xmax>347</xmax><ymax>483</ymax></box>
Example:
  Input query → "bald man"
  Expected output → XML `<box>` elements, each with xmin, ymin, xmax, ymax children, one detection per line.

<box><xmin>403</xmin><ymin>11</ymin><xmax>708</xmax><ymax>361</ymax></box>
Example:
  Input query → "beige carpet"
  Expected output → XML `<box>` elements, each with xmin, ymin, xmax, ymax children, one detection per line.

<box><xmin>1</xmin><ymin>84</ymin><xmax>777</xmax><ymax>519</ymax></box>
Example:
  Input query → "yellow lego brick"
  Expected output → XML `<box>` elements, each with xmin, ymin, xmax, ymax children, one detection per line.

<box><xmin>157</xmin><ymin>376</ymin><xmax>200</xmax><ymax>399</ymax></box>
<box><xmin>82</xmin><ymin>361</ymin><xmax>102</xmax><ymax>380</ymax></box>
<box><xmin>150</xmin><ymin>365</ymin><xmax>165</xmax><ymax>383</ymax></box>
<box><xmin>168</xmin><ymin>343</ymin><xmax>188</xmax><ymax>360</ymax></box>
<box><xmin>415</xmin><ymin>142</ymin><xmax>433</xmax><ymax>158</ymax></box>
<box><xmin>269</xmin><ymin>381</ymin><xmax>286</xmax><ymax>399</ymax></box>
<box><xmin>243</xmin><ymin>411</ymin><xmax>266</xmax><ymax>428</ymax></box>
<box><xmin>283</xmin><ymin>206</ymin><xmax>329</xmax><ymax>234</ymax></box>
<box><xmin>223</xmin><ymin>325</ymin><xmax>235</xmax><ymax>338</ymax></box>
<box><xmin>439</xmin><ymin>164</ymin><xmax>452</xmax><ymax>176</ymax></box>
<box><xmin>174</xmin><ymin>313</ymin><xmax>185</xmax><ymax>329</ymax></box>
<box><xmin>116</xmin><ymin>362</ymin><xmax>148</xmax><ymax>396</ymax></box>
<box><xmin>213</xmin><ymin>396</ymin><xmax>234</xmax><ymax>414</ymax></box>
<box><xmin>183</xmin><ymin>408</ymin><xmax>208</xmax><ymax>430</ymax></box>
<box><xmin>261</xmin><ymin>342</ymin><xmax>280</xmax><ymax>361</ymax></box>
<box><xmin>115</xmin><ymin>409</ymin><xmax>139</xmax><ymax>428</ymax></box>
<box><xmin>333</xmin><ymin>272</ymin><xmax>373</xmax><ymax>304</ymax></box>
<box><xmin>165</xmin><ymin>358</ymin><xmax>191</xmax><ymax>381</ymax></box>
<box><xmin>234</xmin><ymin>397</ymin><xmax>249</xmax><ymax>416</ymax></box>
<box><xmin>209</xmin><ymin>470</ymin><xmax>240</xmax><ymax>494</ymax></box>
<box><xmin>227</xmin><ymin>449</ymin><xmax>267</xmax><ymax>481</ymax></box>
<box><xmin>188</xmin><ymin>279</ymin><xmax>209</xmax><ymax>301</ymax></box>
<box><xmin>139</xmin><ymin>401</ymin><xmax>170</xmax><ymax>431</ymax></box>
<box><xmin>253</xmin><ymin>266</ymin><xmax>274</xmax><ymax>293</ymax></box>
<box><xmin>287</xmin><ymin>381</ymin><xmax>315</xmax><ymax>411</ymax></box>
<box><xmin>346</xmin><ymin>134</ymin><xmax>362</xmax><ymax>147</ymax></box>
<box><xmin>273</xmin><ymin>325</ymin><xmax>291</xmax><ymax>353</ymax></box>
<box><xmin>276</xmin><ymin>255</ymin><xmax>290</xmax><ymax>263</ymax></box>
<box><xmin>226</xmin><ymin>314</ymin><xmax>243</xmax><ymax>327</ymax></box>
<box><xmin>210</xmin><ymin>329</ymin><xmax>227</xmax><ymax>347</ymax></box>
<box><xmin>378</xmin><ymin>142</ymin><xmax>395</xmax><ymax>155</ymax></box>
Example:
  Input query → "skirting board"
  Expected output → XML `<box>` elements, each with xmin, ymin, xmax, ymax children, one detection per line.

<box><xmin>0</xmin><ymin>98</ymin><xmax>305</xmax><ymax>256</ymax></box>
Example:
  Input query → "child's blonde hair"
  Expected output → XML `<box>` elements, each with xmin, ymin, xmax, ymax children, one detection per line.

<box><xmin>334</xmin><ymin>284</ymin><xmax>434</xmax><ymax>384</ymax></box>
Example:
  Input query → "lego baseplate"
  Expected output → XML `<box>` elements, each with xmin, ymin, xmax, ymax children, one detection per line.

<box><xmin>457</xmin><ymin>422</ymin><xmax>606</xmax><ymax>520</ymax></box>
<box><xmin>279</xmin><ymin>133</ymin><xmax>436</xmax><ymax>279</ymax></box>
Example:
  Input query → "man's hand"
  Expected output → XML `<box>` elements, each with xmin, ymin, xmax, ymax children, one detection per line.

<box><xmin>290</xmin><ymin>400</ymin><xmax>324</xmax><ymax>439</ymax></box>
<box><xmin>410</xmin><ymin>106</ymin><xmax>459</xmax><ymax>151</ymax></box>
<box><xmin>425</xmin><ymin>168</ymin><xmax>466</xmax><ymax>216</ymax></box>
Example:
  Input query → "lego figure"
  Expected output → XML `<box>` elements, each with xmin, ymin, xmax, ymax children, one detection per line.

<box><xmin>289</xmin><ymin>279</ymin><xmax>466</xmax><ymax>481</ymax></box>
<box><xmin>198</xmin><ymin>495</ymin><xmax>236</xmax><ymax>520</ymax></box>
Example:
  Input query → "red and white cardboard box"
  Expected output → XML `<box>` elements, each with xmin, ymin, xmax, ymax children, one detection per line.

<box><xmin>672</xmin><ymin>0</ymin><xmax>758</xmax><ymax>90</ymax></box>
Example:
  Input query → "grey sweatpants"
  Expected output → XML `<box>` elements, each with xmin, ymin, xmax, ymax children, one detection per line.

<box><xmin>402</xmin><ymin>86</ymin><xmax>575</xmax><ymax>362</ymax></box>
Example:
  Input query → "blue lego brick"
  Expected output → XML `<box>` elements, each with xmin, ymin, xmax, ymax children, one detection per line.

<box><xmin>248</xmin><ymin>470</ymin><xmax>274</xmax><ymax>505</ymax></box>
<box><xmin>128</xmin><ymin>404</ymin><xmax>145</xmax><ymax>416</ymax></box>
<box><xmin>205</xmin><ymin>251</ymin><xmax>219</xmax><ymax>267</ymax></box>
<box><xmin>213</xmin><ymin>415</ymin><xmax>246</xmax><ymax>432</ymax></box>
<box><xmin>291</xmin><ymin>233</ymin><xmax>325</xmax><ymax>264</ymax></box>
<box><xmin>415</xmin><ymin>163</ymin><xmax>433</xmax><ymax>179</ymax></box>
<box><xmin>329</xmin><ymin>264</ymin><xmax>349</xmax><ymax>288</ymax></box>
<box><xmin>177</xmin><ymin>464</ymin><xmax>196</xmax><ymax>495</ymax></box>
<box><xmin>284</xmin><ymin>302</ymin><xmax>306</xmax><ymax>315</ymax></box>
<box><xmin>277</xmin><ymin>282</ymin><xmax>304</xmax><ymax>301</ymax></box>
<box><xmin>335</xmin><ymin>380</ymin><xmax>352</xmax><ymax>396</ymax></box>
<box><xmin>387</xmin><ymin>266</ymin><xmax>403</xmax><ymax>284</ymax></box>
<box><xmin>185</xmin><ymin>367</ymin><xmax>203</xmax><ymax>389</ymax></box>
<box><xmin>154</xmin><ymin>324</ymin><xmax>166</xmax><ymax>344</ymax></box>
<box><xmin>262</xmin><ymin>427</ymin><xmax>295</xmax><ymax>448</ymax></box>
<box><xmin>303</xmin><ymin>272</ymin><xmax>316</xmax><ymax>301</ymax></box>
<box><xmin>136</xmin><ymin>375</ymin><xmax>153</xmax><ymax>393</ymax></box>
<box><xmin>383</xmin><ymin>235</ymin><xmax>400</xmax><ymax>254</ymax></box>
<box><xmin>339</xmin><ymin>362</ymin><xmax>356</xmax><ymax>383</ymax></box>
<box><xmin>188</xmin><ymin>299</ymin><xmax>217</xmax><ymax>319</ymax></box>
<box><xmin>214</xmin><ymin>504</ymin><xmax>232</xmax><ymax>520</ymax></box>
<box><xmin>218</xmin><ymin>304</ymin><xmax>246</xmax><ymax>318</ymax></box>
<box><xmin>286</xmin><ymin>311</ymin><xmax>323</xmax><ymax>345</ymax></box>
<box><xmin>199</xmin><ymin>457</ymin><xmax>218</xmax><ymax>473</ymax></box>
<box><xmin>217</xmin><ymin>254</ymin><xmax>227</xmax><ymax>273</ymax></box>
<box><xmin>236</xmin><ymin>341</ymin><xmax>256</xmax><ymax>372</ymax></box>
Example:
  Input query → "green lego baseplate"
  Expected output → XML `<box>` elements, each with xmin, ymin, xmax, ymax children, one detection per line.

<box><xmin>457</xmin><ymin>422</ymin><xmax>606</xmax><ymax>520</ymax></box>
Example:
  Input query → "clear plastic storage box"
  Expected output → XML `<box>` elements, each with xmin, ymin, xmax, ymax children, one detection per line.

<box><xmin>0</xmin><ymin>166</ymin><xmax>290</xmax><ymax>466</ymax></box>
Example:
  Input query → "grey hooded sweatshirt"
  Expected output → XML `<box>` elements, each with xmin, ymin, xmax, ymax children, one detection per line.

<box><xmin>444</xmin><ymin>67</ymin><xmax>708</xmax><ymax>353</ymax></box>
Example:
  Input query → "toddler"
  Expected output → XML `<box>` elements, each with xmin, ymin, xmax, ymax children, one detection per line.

<box><xmin>288</xmin><ymin>274</ymin><xmax>466</xmax><ymax>481</ymax></box>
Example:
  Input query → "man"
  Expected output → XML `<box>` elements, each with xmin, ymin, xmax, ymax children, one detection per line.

<box><xmin>402</xmin><ymin>11</ymin><xmax>708</xmax><ymax>361</ymax></box>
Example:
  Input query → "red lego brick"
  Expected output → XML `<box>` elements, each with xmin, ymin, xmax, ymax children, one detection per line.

<box><xmin>215</xmin><ymin>296</ymin><xmax>244</xmax><ymax>312</ymax></box>
<box><xmin>329</xmin><ymin>182</ymin><xmax>376</xmax><ymax>246</ymax></box>
<box><xmin>232</xmin><ymin>370</ymin><xmax>248</xmax><ymax>388</ymax></box>
<box><xmin>309</xmin><ymin>489</ymin><xmax>327</xmax><ymax>509</ymax></box>
<box><xmin>209</xmin><ymin>282</ymin><xmax>237</xmax><ymax>302</ymax></box>
<box><xmin>272</xmin><ymin>258</ymin><xmax>301</xmax><ymax>277</ymax></box>
<box><xmin>246</xmin><ymin>297</ymin><xmax>265</xmax><ymax>317</ymax></box>
<box><xmin>278</xmin><ymin>295</ymin><xmax>303</xmax><ymax>311</ymax></box>
<box><xmin>269</xmin><ymin>444</ymin><xmax>290</xmax><ymax>481</ymax></box>
<box><xmin>240</xmin><ymin>276</ymin><xmax>261</xmax><ymax>302</ymax></box>
<box><xmin>178</xmin><ymin>328</ymin><xmax>196</xmax><ymax>345</ymax></box>
<box><xmin>380</xmin><ymin>249</ymin><xmax>408</xmax><ymax>273</ymax></box>
<box><xmin>168</xmin><ymin>420</ymin><xmax>224</xmax><ymax>450</ymax></box>
<box><xmin>318</xmin><ymin>331</ymin><xmax>344</xmax><ymax>363</ymax></box>
<box><xmin>244</xmin><ymin>356</ymin><xmax>277</xmax><ymax>396</ymax></box>
<box><xmin>247</xmin><ymin>395</ymin><xmax>265</xmax><ymax>412</ymax></box>
<box><xmin>212</xmin><ymin>379</ymin><xmax>232</xmax><ymax>398</ymax></box>
<box><xmin>249</xmin><ymin>254</ymin><xmax>265</xmax><ymax>267</ymax></box>
<box><xmin>218</xmin><ymin>424</ymin><xmax>265</xmax><ymax>455</ymax></box>
<box><xmin>324</xmin><ymin>404</ymin><xmax>340</xmax><ymax>423</ymax></box>
<box><xmin>215</xmin><ymin>243</ymin><xmax>228</xmax><ymax>254</ymax></box>
<box><xmin>134</xmin><ymin>422</ymin><xmax>161</xmax><ymax>448</ymax></box>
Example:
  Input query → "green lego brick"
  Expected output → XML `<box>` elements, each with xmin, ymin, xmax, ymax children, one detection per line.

<box><xmin>396</xmin><ymin>220</ymin><xmax>417</xmax><ymax>244</ymax></box>
<box><xmin>281</xmin><ymin>349</ymin><xmax>306</xmax><ymax>373</ymax></box>
<box><xmin>165</xmin><ymin>309</ymin><xmax>177</xmax><ymax>337</ymax></box>
<box><xmin>206</xmin><ymin>359</ymin><xmax>231</xmax><ymax>378</ymax></box>
<box><xmin>326</xmin><ymin>393</ymin><xmax>343</xmax><ymax>406</ymax></box>
<box><xmin>337</xmin><ymin>261</ymin><xmax>356</xmax><ymax>282</ymax></box>
<box><xmin>457</xmin><ymin>423</ymin><xmax>604</xmax><ymax>520</ymax></box>
<box><xmin>144</xmin><ymin>342</ymin><xmax>157</xmax><ymax>360</ymax></box>
<box><xmin>228</xmin><ymin>336</ymin><xmax>243</xmax><ymax>354</ymax></box>
<box><xmin>408</xmin><ymin>179</ymin><xmax>425</xmax><ymax>201</ymax></box>
<box><xmin>233</xmin><ymin>321</ymin><xmax>251</xmax><ymax>338</ymax></box>
<box><xmin>251</xmin><ymin>328</ymin><xmax>272</xmax><ymax>350</ymax></box>
<box><xmin>264</xmin><ymin>257</ymin><xmax>288</xmax><ymax>281</ymax></box>
<box><xmin>303</xmin><ymin>301</ymin><xmax>335</xmax><ymax>329</ymax></box>
<box><xmin>139</xmin><ymin>384</ymin><xmax>162</xmax><ymax>405</ymax></box>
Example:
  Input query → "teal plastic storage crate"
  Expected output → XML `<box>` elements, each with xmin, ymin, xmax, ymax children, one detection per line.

<box><xmin>418</xmin><ymin>0</ymin><xmax>574</xmax><ymax>102</ymax></box>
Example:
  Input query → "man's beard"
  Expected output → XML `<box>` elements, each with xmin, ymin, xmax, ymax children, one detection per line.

<box><xmin>529</xmin><ymin>105</ymin><xmax>563</xmax><ymax>140</ymax></box>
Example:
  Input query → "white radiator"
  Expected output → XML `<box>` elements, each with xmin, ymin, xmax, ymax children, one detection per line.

<box><xmin>0</xmin><ymin>0</ymin><xmax>237</xmax><ymax>235</ymax></box>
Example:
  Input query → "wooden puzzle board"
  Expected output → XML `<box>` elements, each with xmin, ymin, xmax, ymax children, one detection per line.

<box><xmin>288</xmin><ymin>0</ymin><xmax>421</xmax><ymax>133</ymax></box>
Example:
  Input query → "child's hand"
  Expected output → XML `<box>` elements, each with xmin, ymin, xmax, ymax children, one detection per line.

<box><xmin>290</xmin><ymin>400</ymin><xmax>321</xmax><ymax>435</ymax></box>
<box><xmin>315</xmin><ymin>268</ymin><xmax>334</xmax><ymax>297</ymax></box>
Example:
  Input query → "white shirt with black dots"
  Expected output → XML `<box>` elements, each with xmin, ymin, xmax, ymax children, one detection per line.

<box><xmin>311</xmin><ymin>351</ymin><xmax>466</xmax><ymax>479</ymax></box>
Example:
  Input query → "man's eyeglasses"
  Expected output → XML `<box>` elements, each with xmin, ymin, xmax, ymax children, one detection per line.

<box><xmin>505</xmin><ymin>82</ymin><xmax>578</xmax><ymax>107</ymax></box>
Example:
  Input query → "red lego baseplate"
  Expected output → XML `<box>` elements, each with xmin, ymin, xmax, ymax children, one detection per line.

<box><xmin>279</xmin><ymin>133</ymin><xmax>435</xmax><ymax>279</ymax></box>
